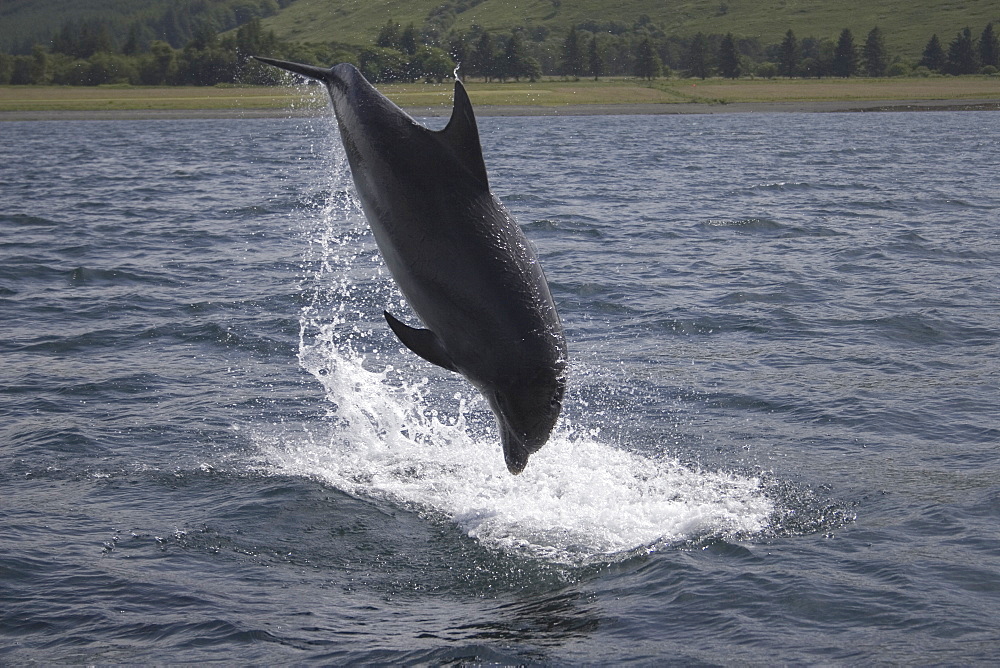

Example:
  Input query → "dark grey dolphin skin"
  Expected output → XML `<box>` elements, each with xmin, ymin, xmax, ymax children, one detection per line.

<box><xmin>254</xmin><ymin>56</ymin><xmax>567</xmax><ymax>474</ymax></box>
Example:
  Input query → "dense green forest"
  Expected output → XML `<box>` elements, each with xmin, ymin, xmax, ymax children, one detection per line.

<box><xmin>0</xmin><ymin>0</ymin><xmax>997</xmax><ymax>85</ymax></box>
<box><xmin>0</xmin><ymin>0</ymin><xmax>293</xmax><ymax>53</ymax></box>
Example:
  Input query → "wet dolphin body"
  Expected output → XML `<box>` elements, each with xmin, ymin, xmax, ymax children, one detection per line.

<box><xmin>254</xmin><ymin>57</ymin><xmax>567</xmax><ymax>474</ymax></box>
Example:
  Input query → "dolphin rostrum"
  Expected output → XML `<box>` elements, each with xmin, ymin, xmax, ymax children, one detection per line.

<box><xmin>254</xmin><ymin>57</ymin><xmax>567</xmax><ymax>474</ymax></box>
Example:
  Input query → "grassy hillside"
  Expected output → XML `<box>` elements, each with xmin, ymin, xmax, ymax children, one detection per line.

<box><xmin>4</xmin><ymin>0</ymin><xmax>996</xmax><ymax>63</ymax></box>
<box><xmin>262</xmin><ymin>0</ymin><xmax>1000</xmax><ymax>60</ymax></box>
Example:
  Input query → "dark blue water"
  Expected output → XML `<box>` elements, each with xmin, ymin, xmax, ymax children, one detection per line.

<box><xmin>2</xmin><ymin>107</ymin><xmax>998</xmax><ymax>663</ymax></box>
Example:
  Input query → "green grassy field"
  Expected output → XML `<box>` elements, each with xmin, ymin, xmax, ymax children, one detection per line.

<box><xmin>1</xmin><ymin>76</ymin><xmax>998</xmax><ymax>113</ymax></box>
<box><xmin>0</xmin><ymin>85</ymin><xmax>327</xmax><ymax>113</ymax></box>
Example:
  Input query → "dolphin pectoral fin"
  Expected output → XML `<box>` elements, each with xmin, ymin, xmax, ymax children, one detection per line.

<box><xmin>383</xmin><ymin>311</ymin><xmax>458</xmax><ymax>373</ymax></box>
<box><xmin>438</xmin><ymin>80</ymin><xmax>490</xmax><ymax>188</ymax></box>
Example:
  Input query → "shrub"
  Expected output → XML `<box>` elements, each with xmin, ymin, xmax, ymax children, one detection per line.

<box><xmin>886</xmin><ymin>61</ymin><xmax>910</xmax><ymax>77</ymax></box>
<box><xmin>358</xmin><ymin>47</ymin><xmax>408</xmax><ymax>83</ymax></box>
<box><xmin>756</xmin><ymin>62</ymin><xmax>778</xmax><ymax>79</ymax></box>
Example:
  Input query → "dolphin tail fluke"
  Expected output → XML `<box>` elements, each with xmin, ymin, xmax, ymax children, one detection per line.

<box><xmin>252</xmin><ymin>56</ymin><xmax>331</xmax><ymax>82</ymax></box>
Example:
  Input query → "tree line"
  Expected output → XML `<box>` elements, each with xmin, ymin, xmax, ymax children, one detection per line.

<box><xmin>0</xmin><ymin>13</ymin><xmax>997</xmax><ymax>86</ymax></box>
<box><xmin>0</xmin><ymin>19</ymin><xmax>347</xmax><ymax>86</ymax></box>
<box><xmin>368</xmin><ymin>19</ymin><xmax>1000</xmax><ymax>82</ymax></box>
<box><xmin>770</xmin><ymin>24</ymin><xmax>999</xmax><ymax>79</ymax></box>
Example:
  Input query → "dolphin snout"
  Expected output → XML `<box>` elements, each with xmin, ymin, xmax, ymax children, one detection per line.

<box><xmin>489</xmin><ymin>372</ymin><xmax>565</xmax><ymax>473</ymax></box>
<box><xmin>499</xmin><ymin>422</ymin><xmax>534</xmax><ymax>475</ymax></box>
<box><xmin>494</xmin><ymin>394</ymin><xmax>560</xmax><ymax>475</ymax></box>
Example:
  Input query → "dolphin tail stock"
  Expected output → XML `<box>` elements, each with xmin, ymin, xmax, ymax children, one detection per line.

<box><xmin>252</xmin><ymin>55</ymin><xmax>331</xmax><ymax>83</ymax></box>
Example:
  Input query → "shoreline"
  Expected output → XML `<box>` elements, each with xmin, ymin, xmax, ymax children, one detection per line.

<box><xmin>1</xmin><ymin>98</ymin><xmax>998</xmax><ymax>121</ymax></box>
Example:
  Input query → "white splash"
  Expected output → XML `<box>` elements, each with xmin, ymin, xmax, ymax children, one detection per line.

<box><xmin>260</xmin><ymin>348</ymin><xmax>774</xmax><ymax>563</ymax></box>
<box><xmin>256</xmin><ymin>119</ymin><xmax>774</xmax><ymax>564</ymax></box>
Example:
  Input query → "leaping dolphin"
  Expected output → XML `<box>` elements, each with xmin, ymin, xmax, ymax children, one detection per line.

<box><xmin>254</xmin><ymin>57</ymin><xmax>567</xmax><ymax>474</ymax></box>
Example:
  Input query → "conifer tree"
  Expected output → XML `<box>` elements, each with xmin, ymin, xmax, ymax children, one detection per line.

<box><xmin>472</xmin><ymin>31</ymin><xmax>496</xmax><ymax>81</ymax></box>
<box><xmin>778</xmin><ymin>29</ymin><xmax>799</xmax><ymax>77</ymax></box>
<box><xmin>376</xmin><ymin>20</ymin><xmax>400</xmax><ymax>49</ymax></box>
<box><xmin>718</xmin><ymin>33</ymin><xmax>741</xmax><ymax>78</ymax></box>
<box><xmin>502</xmin><ymin>31</ymin><xmax>538</xmax><ymax>81</ymax></box>
<box><xmin>400</xmin><ymin>24</ymin><xmax>418</xmax><ymax>55</ymax></box>
<box><xmin>980</xmin><ymin>23</ymin><xmax>999</xmax><ymax>70</ymax></box>
<box><xmin>863</xmin><ymin>27</ymin><xmax>888</xmax><ymax>77</ymax></box>
<box><xmin>832</xmin><ymin>28</ymin><xmax>857</xmax><ymax>77</ymax></box>
<box><xmin>30</xmin><ymin>45</ymin><xmax>49</xmax><ymax>84</ymax></box>
<box><xmin>946</xmin><ymin>27</ymin><xmax>978</xmax><ymax>74</ymax></box>
<box><xmin>562</xmin><ymin>26</ymin><xmax>584</xmax><ymax>77</ymax></box>
<box><xmin>634</xmin><ymin>37</ymin><xmax>662</xmax><ymax>79</ymax></box>
<box><xmin>919</xmin><ymin>34</ymin><xmax>946</xmax><ymax>71</ymax></box>
<box><xmin>686</xmin><ymin>32</ymin><xmax>710</xmax><ymax>79</ymax></box>
<box><xmin>588</xmin><ymin>35</ymin><xmax>603</xmax><ymax>80</ymax></box>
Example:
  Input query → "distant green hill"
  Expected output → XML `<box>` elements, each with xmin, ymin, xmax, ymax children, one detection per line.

<box><xmin>261</xmin><ymin>0</ymin><xmax>999</xmax><ymax>60</ymax></box>
<box><xmin>0</xmin><ymin>0</ymin><xmax>289</xmax><ymax>54</ymax></box>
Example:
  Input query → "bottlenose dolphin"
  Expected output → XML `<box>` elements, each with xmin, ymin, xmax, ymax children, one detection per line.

<box><xmin>254</xmin><ymin>57</ymin><xmax>567</xmax><ymax>474</ymax></box>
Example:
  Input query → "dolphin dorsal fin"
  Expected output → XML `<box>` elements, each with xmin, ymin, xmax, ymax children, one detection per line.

<box><xmin>384</xmin><ymin>311</ymin><xmax>458</xmax><ymax>373</ymax></box>
<box><xmin>439</xmin><ymin>80</ymin><xmax>490</xmax><ymax>188</ymax></box>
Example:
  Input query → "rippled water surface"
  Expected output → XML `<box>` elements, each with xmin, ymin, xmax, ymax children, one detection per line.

<box><xmin>2</xmin><ymin>108</ymin><xmax>999</xmax><ymax>663</ymax></box>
